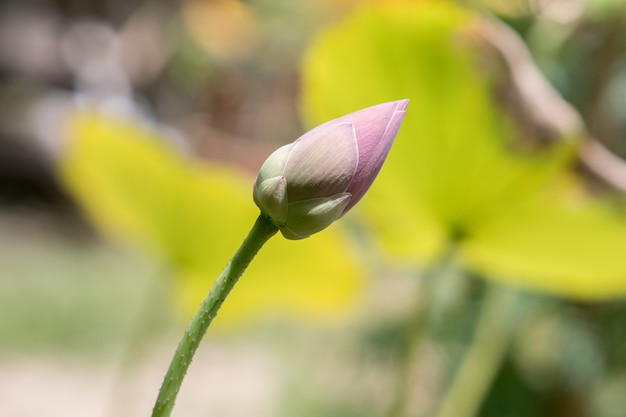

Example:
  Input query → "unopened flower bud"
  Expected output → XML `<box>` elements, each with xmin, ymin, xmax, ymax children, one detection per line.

<box><xmin>254</xmin><ymin>99</ymin><xmax>408</xmax><ymax>239</ymax></box>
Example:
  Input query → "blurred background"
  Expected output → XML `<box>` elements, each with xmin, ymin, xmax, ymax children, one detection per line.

<box><xmin>1</xmin><ymin>0</ymin><xmax>626</xmax><ymax>416</ymax></box>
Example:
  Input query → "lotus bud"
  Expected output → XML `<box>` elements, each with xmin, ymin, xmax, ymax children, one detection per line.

<box><xmin>253</xmin><ymin>99</ymin><xmax>408</xmax><ymax>239</ymax></box>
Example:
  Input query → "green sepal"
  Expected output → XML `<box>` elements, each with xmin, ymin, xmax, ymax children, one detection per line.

<box><xmin>281</xmin><ymin>192</ymin><xmax>352</xmax><ymax>240</ymax></box>
<box><xmin>253</xmin><ymin>175</ymin><xmax>288</xmax><ymax>225</ymax></box>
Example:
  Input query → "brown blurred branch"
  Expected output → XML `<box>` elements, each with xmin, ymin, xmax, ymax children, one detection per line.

<box><xmin>579</xmin><ymin>140</ymin><xmax>626</xmax><ymax>191</ymax></box>
<box><xmin>475</xmin><ymin>15</ymin><xmax>626</xmax><ymax>193</ymax></box>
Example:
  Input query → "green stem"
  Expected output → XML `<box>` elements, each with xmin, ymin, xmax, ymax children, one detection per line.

<box><xmin>151</xmin><ymin>214</ymin><xmax>278</xmax><ymax>417</ymax></box>
<box><xmin>434</xmin><ymin>285</ymin><xmax>520</xmax><ymax>417</ymax></box>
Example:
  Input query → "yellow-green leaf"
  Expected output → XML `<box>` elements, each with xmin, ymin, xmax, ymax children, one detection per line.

<box><xmin>460</xmin><ymin>179</ymin><xmax>626</xmax><ymax>299</ymax></box>
<box><xmin>301</xmin><ymin>2</ymin><xmax>626</xmax><ymax>298</ymax></box>
<box><xmin>302</xmin><ymin>2</ymin><xmax>572</xmax><ymax>251</ymax></box>
<box><xmin>60</xmin><ymin>111</ymin><xmax>364</xmax><ymax>326</ymax></box>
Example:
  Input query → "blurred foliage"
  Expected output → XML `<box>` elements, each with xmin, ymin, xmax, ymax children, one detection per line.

<box><xmin>302</xmin><ymin>1</ymin><xmax>626</xmax><ymax>300</ymax></box>
<box><xmin>59</xmin><ymin>111</ymin><xmax>363</xmax><ymax>328</ymax></box>
<box><xmin>0</xmin><ymin>222</ymin><xmax>168</xmax><ymax>354</ymax></box>
<box><xmin>1</xmin><ymin>0</ymin><xmax>626</xmax><ymax>416</ymax></box>
<box><xmin>299</xmin><ymin>2</ymin><xmax>626</xmax><ymax>417</ymax></box>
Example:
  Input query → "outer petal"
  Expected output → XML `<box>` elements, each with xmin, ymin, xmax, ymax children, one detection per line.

<box><xmin>344</xmin><ymin>99</ymin><xmax>408</xmax><ymax>212</ymax></box>
<box><xmin>284</xmin><ymin>123</ymin><xmax>358</xmax><ymax>201</ymax></box>
<box><xmin>253</xmin><ymin>175</ymin><xmax>288</xmax><ymax>225</ymax></box>
<box><xmin>255</xmin><ymin>144</ymin><xmax>292</xmax><ymax>183</ymax></box>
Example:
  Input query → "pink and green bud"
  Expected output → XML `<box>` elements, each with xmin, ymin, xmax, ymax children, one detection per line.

<box><xmin>253</xmin><ymin>99</ymin><xmax>408</xmax><ymax>240</ymax></box>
